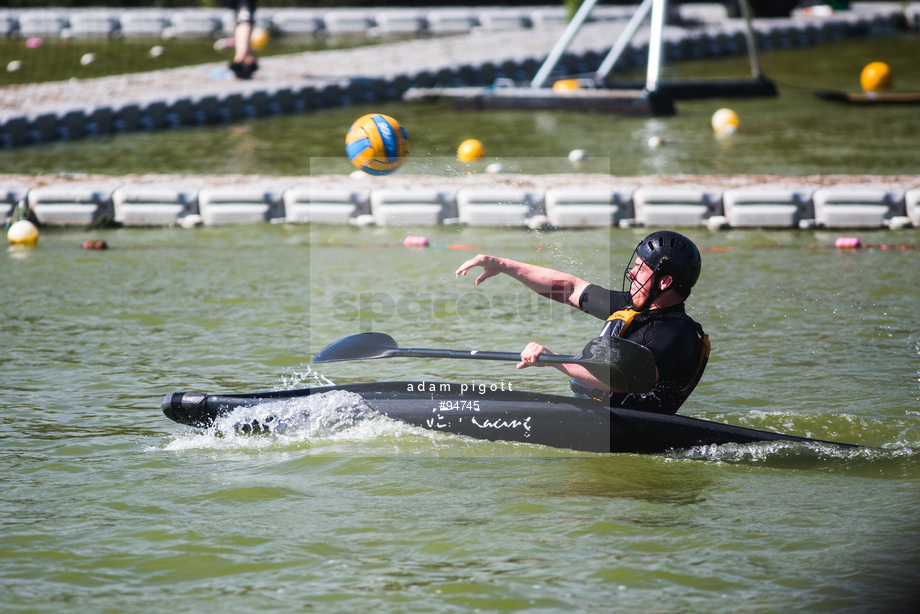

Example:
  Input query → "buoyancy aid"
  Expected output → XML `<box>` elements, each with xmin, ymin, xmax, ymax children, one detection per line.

<box><xmin>572</xmin><ymin>307</ymin><xmax>710</xmax><ymax>406</ymax></box>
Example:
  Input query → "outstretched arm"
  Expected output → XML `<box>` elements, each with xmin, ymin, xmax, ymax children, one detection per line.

<box><xmin>455</xmin><ymin>254</ymin><xmax>591</xmax><ymax>308</ymax></box>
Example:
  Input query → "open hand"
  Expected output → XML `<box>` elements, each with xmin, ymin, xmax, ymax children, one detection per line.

<box><xmin>455</xmin><ymin>254</ymin><xmax>503</xmax><ymax>285</ymax></box>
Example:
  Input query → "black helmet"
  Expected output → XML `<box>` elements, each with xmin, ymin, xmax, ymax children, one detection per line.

<box><xmin>633</xmin><ymin>231</ymin><xmax>701</xmax><ymax>295</ymax></box>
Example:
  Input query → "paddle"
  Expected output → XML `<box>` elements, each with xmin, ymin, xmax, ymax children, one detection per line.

<box><xmin>313</xmin><ymin>332</ymin><xmax>656</xmax><ymax>393</ymax></box>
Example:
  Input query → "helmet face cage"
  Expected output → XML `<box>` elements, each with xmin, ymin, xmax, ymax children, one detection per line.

<box><xmin>620</xmin><ymin>242</ymin><xmax>660</xmax><ymax>304</ymax></box>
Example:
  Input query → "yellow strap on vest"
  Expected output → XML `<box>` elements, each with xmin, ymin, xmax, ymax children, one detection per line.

<box><xmin>606</xmin><ymin>309</ymin><xmax>641</xmax><ymax>338</ymax></box>
<box><xmin>682</xmin><ymin>333</ymin><xmax>711</xmax><ymax>392</ymax></box>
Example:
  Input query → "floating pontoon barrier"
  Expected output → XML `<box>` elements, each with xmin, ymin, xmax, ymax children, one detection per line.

<box><xmin>0</xmin><ymin>3</ymin><xmax>911</xmax><ymax>44</ymax></box>
<box><xmin>5</xmin><ymin>178</ymin><xmax>918</xmax><ymax>230</ymax></box>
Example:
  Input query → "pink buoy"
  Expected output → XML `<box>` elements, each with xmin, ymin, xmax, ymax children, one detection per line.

<box><xmin>25</xmin><ymin>37</ymin><xmax>44</xmax><ymax>49</ymax></box>
<box><xmin>835</xmin><ymin>237</ymin><xmax>862</xmax><ymax>249</ymax></box>
<box><xmin>403</xmin><ymin>236</ymin><xmax>429</xmax><ymax>247</ymax></box>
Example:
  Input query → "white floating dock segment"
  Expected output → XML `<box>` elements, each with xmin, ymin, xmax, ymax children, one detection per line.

<box><xmin>271</xmin><ymin>10</ymin><xmax>324</xmax><ymax>37</ymax></box>
<box><xmin>371</xmin><ymin>11</ymin><xmax>427</xmax><ymax>36</ymax></box>
<box><xmin>118</xmin><ymin>11</ymin><xmax>170</xmax><ymax>37</ymax></box>
<box><xmin>529</xmin><ymin>7</ymin><xmax>568</xmax><ymax>28</ymax></box>
<box><xmin>64</xmin><ymin>12</ymin><xmax>120</xmax><ymax>39</ymax></box>
<box><xmin>812</xmin><ymin>186</ymin><xmax>905</xmax><ymax>228</ymax></box>
<box><xmin>370</xmin><ymin>188</ymin><xmax>453</xmax><ymax>226</ymax></box>
<box><xmin>906</xmin><ymin>188</ymin><xmax>920</xmax><ymax>227</ymax></box>
<box><xmin>456</xmin><ymin>187</ymin><xmax>542</xmax><ymax>226</ymax></box>
<box><xmin>722</xmin><ymin>185</ymin><xmax>816</xmax><ymax>228</ymax></box>
<box><xmin>322</xmin><ymin>10</ymin><xmax>373</xmax><ymax>35</ymax></box>
<box><xmin>544</xmin><ymin>186</ymin><xmax>635</xmax><ymax>228</ymax></box>
<box><xmin>476</xmin><ymin>9</ymin><xmax>530</xmax><ymax>31</ymax></box>
<box><xmin>17</xmin><ymin>11</ymin><xmax>68</xmax><ymax>38</ymax></box>
<box><xmin>163</xmin><ymin>11</ymin><xmax>222</xmax><ymax>39</ymax></box>
<box><xmin>908</xmin><ymin>2</ymin><xmax>920</xmax><ymax>30</ymax></box>
<box><xmin>282</xmin><ymin>187</ymin><xmax>368</xmax><ymax>224</ymax></box>
<box><xmin>632</xmin><ymin>186</ymin><xmax>723</xmax><ymax>227</ymax></box>
<box><xmin>112</xmin><ymin>185</ymin><xmax>197</xmax><ymax>227</ymax></box>
<box><xmin>426</xmin><ymin>9</ymin><xmax>478</xmax><ymax>34</ymax></box>
<box><xmin>198</xmin><ymin>186</ymin><xmax>278</xmax><ymax>225</ymax></box>
<box><xmin>27</xmin><ymin>184</ymin><xmax>114</xmax><ymax>226</ymax></box>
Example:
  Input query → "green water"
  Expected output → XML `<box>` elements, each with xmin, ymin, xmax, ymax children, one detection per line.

<box><xmin>2</xmin><ymin>33</ymin><xmax>920</xmax><ymax>175</ymax></box>
<box><xmin>2</xmin><ymin>223</ymin><xmax>919</xmax><ymax>612</ymax></box>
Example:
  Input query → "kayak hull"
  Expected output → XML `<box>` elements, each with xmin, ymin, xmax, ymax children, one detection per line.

<box><xmin>161</xmin><ymin>381</ymin><xmax>856</xmax><ymax>454</ymax></box>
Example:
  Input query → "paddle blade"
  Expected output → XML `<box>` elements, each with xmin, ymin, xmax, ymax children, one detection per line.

<box><xmin>581</xmin><ymin>336</ymin><xmax>656</xmax><ymax>393</ymax></box>
<box><xmin>313</xmin><ymin>332</ymin><xmax>400</xmax><ymax>363</ymax></box>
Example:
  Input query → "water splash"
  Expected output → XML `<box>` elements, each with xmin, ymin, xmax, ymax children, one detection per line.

<box><xmin>278</xmin><ymin>364</ymin><xmax>335</xmax><ymax>390</ymax></box>
<box><xmin>164</xmin><ymin>390</ymin><xmax>402</xmax><ymax>451</ymax></box>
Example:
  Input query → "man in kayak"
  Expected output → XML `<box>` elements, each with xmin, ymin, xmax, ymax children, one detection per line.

<box><xmin>455</xmin><ymin>230</ymin><xmax>708</xmax><ymax>414</ymax></box>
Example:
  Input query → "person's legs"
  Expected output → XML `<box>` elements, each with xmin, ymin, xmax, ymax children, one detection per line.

<box><xmin>233</xmin><ymin>21</ymin><xmax>253</xmax><ymax>65</ymax></box>
<box><xmin>229</xmin><ymin>0</ymin><xmax>259</xmax><ymax>79</ymax></box>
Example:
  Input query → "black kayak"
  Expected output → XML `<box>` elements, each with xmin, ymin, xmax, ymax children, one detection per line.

<box><xmin>162</xmin><ymin>381</ymin><xmax>857</xmax><ymax>454</ymax></box>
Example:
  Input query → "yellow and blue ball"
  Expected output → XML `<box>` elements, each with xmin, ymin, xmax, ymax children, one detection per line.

<box><xmin>345</xmin><ymin>113</ymin><xmax>409</xmax><ymax>175</ymax></box>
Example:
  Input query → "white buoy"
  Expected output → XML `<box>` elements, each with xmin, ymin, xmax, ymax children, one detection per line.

<box><xmin>647</xmin><ymin>136</ymin><xmax>663</xmax><ymax>149</ymax></box>
<box><xmin>7</xmin><ymin>60</ymin><xmax>22</xmax><ymax>72</ymax></box>
<box><xmin>568</xmin><ymin>149</ymin><xmax>587</xmax><ymax>163</ymax></box>
<box><xmin>149</xmin><ymin>45</ymin><xmax>164</xmax><ymax>59</ymax></box>
<box><xmin>485</xmin><ymin>162</ymin><xmax>505</xmax><ymax>174</ymax></box>
<box><xmin>80</xmin><ymin>53</ymin><xmax>96</xmax><ymax>66</ymax></box>
<box><xmin>711</xmin><ymin>108</ymin><xmax>739</xmax><ymax>135</ymax></box>
<box><xmin>7</xmin><ymin>220</ymin><xmax>39</xmax><ymax>247</ymax></box>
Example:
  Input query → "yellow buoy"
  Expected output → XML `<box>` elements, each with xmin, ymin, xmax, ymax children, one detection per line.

<box><xmin>711</xmin><ymin>108</ymin><xmax>739</xmax><ymax>135</ymax></box>
<box><xmin>7</xmin><ymin>219</ymin><xmax>39</xmax><ymax>247</ymax></box>
<box><xmin>552</xmin><ymin>79</ymin><xmax>581</xmax><ymax>92</ymax></box>
<box><xmin>251</xmin><ymin>27</ymin><xmax>270</xmax><ymax>51</ymax></box>
<box><xmin>457</xmin><ymin>139</ymin><xmax>485</xmax><ymax>163</ymax></box>
<box><xmin>860</xmin><ymin>61</ymin><xmax>892</xmax><ymax>93</ymax></box>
